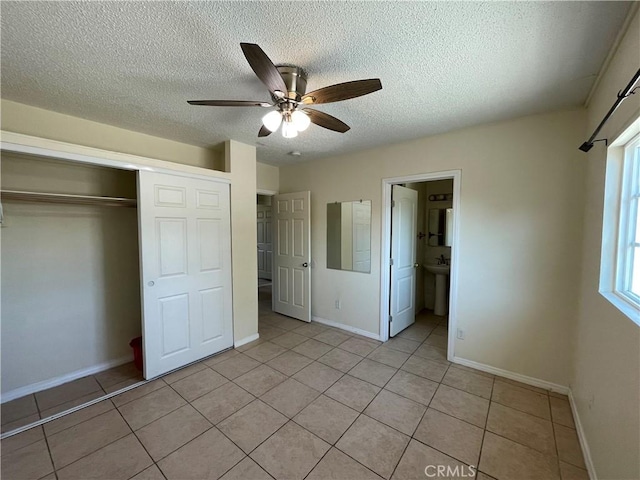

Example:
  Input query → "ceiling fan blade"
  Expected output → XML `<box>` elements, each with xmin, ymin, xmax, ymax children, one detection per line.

<box><xmin>188</xmin><ymin>100</ymin><xmax>272</xmax><ymax>107</ymax></box>
<box><xmin>302</xmin><ymin>79</ymin><xmax>382</xmax><ymax>105</ymax></box>
<box><xmin>240</xmin><ymin>43</ymin><xmax>288</xmax><ymax>95</ymax></box>
<box><xmin>304</xmin><ymin>108</ymin><xmax>350</xmax><ymax>133</ymax></box>
<box><xmin>258</xmin><ymin>125</ymin><xmax>272</xmax><ymax>137</ymax></box>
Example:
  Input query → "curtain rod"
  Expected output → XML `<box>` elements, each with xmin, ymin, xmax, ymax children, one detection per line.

<box><xmin>579</xmin><ymin>67</ymin><xmax>640</xmax><ymax>152</ymax></box>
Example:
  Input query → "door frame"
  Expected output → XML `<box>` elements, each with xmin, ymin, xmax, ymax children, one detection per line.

<box><xmin>380</xmin><ymin>170</ymin><xmax>461</xmax><ymax>361</ymax></box>
<box><xmin>256</xmin><ymin>188</ymin><xmax>277</xmax><ymax>296</ymax></box>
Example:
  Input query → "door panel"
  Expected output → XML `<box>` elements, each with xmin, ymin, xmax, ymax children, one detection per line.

<box><xmin>352</xmin><ymin>201</ymin><xmax>371</xmax><ymax>273</ymax></box>
<box><xmin>273</xmin><ymin>191</ymin><xmax>311</xmax><ymax>322</ymax></box>
<box><xmin>200</xmin><ymin>287</ymin><xmax>224</xmax><ymax>342</ymax></box>
<box><xmin>159</xmin><ymin>294</ymin><xmax>190</xmax><ymax>356</ymax></box>
<box><xmin>139</xmin><ymin>171</ymin><xmax>233</xmax><ymax>379</ymax></box>
<box><xmin>390</xmin><ymin>185</ymin><xmax>418</xmax><ymax>337</ymax></box>
<box><xmin>277</xmin><ymin>219</ymin><xmax>289</xmax><ymax>254</ymax></box>
<box><xmin>157</xmin><ymin>219</ymin><xmax>187</xmax><ymax>276</ymax></box>
<box><xmin>257</xmin><ymin>205</ymin><xmax>273</xmax><ymax>280</ymax></box>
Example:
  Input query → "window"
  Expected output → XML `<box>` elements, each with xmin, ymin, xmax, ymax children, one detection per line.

<box><xmin>617</xmin><ymin>134</ymin><xmax>640</xmax><ymax>305</ymax></box>
<box><xmin>601</xmin><ymin>127</ymin><xmax>640</xmax><ymax>324</ymax></box>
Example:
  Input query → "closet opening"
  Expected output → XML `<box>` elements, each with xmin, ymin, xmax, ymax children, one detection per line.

<box><xmin>380</xmin><ymin>171</ymin><xmax>461</xmax><ymax>362</ymax></box>
<box><xmin>1</xmin><ymin>152</ymin><xmax>144</xmax><ymax>434</ymax></box>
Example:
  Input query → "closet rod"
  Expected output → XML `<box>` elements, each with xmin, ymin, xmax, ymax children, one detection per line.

<box><xmin>0</xmin><ymin>190</ymin><xmax>137</xmax><ymax>208</ymax></box>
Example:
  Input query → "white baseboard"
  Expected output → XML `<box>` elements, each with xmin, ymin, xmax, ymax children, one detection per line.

<box><xmin>234</xmin><ymin>333</ymin><xmax>260</xmax><ymax>348</ymax></box>
<box><xmin>568</xmin><ymin>390</ymin><xmax>597</xmax><ymax>479</ymax></box>
<box><xmin>1</xmin><ymin>355</ymin><xmax>132</xmax><ymax>403</ymax></box>
<box><xmin>312</xmin><ymin>316</ymin><xmax>381</xmax><ymax>341</ymax></box>
<box><xmin>451</xmin><ymin>356</ymin><xmax>570</xmax><ymax>395</ymax></box>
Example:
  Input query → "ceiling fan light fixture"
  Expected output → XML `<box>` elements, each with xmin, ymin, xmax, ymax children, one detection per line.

<box><xmin>291</xmin><ymin>110</ymin><xmax>311</xmax><ymax>132</ymax></box>
<box><xmin>189</xmin><ymin>43</ymin><xmax>382</xmax><ymax>139</ymax></box>
<box><xmin>262</xmin><ymin>110</ymin><xmax>283</xmax><ymax>132</ymax></box>
<box><xmin>282</xmin><ymin>119</ymin><xmax>298</xmax><ymax>138</ymax></box>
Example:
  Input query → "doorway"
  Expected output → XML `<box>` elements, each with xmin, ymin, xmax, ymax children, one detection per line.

<box><xmin>380</xmin><ymin>171</ymin><xmax>461</xmax><ymax>362</ymax></box>
<box><xmin>257</xmin><ymin>192</ymin><xmax>275</xmax><ymax>315</ymax></box>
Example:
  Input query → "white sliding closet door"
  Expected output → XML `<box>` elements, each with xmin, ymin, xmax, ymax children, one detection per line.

<box><xmin>138</xmin><ymin>171</ymin><xmax>233</xmax><ymax>379</ymax></box>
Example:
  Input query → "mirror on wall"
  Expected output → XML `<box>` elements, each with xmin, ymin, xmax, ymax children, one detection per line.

<box><xmin>428</xmin><ymin>208</ymin><xmax>454</xmax><ymax>246</ymax></box>
<box><xmin>327</xmin><ymin>200</ymin><xmax>372</xmax><ymax>273</ymax></box>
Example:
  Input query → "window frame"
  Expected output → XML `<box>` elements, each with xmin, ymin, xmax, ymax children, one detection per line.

<box><xmin>615</xmin><ymin>134</ymin><xmax>640</xmax><ymax>306</ymax></box>
<box><xmin>600</xmin><ymin>123</ymin><xmax>640</xmax><ymax>325</ymax></box>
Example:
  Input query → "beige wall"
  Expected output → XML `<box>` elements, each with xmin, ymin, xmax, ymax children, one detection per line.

<box><xmin>280</xmin><ymin>108</ymin><xmax>586</xmax><ymax>387</ymax></box>
<box><xmin>226</xmin><ymin>140</ymin><xmax>259</xmax><ymax>343</ymax></box>
<box><xmin>1</xmin><ymin>154</ymin><xmax>140</xmax><ymax>394</ymax></box>
<box><xmin>1</xmin><ymin>100</ymin><xmax>224</xmax><ymax>170</ymax></box>
<box><xmin>573</xmin><ymin>8</ymin><xmax>640</xmax><ymax>479</ymax></box>
<box><xmin>257</xmin><ymin>162</ymin><xmax>279</xmax><ymax>192</ymax></box>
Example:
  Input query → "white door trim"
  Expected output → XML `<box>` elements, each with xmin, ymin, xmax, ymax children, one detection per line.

<box><xmin>380</xmin><ymin>170</ymin><xmax>462</xmax><ymax>362</ymax></box>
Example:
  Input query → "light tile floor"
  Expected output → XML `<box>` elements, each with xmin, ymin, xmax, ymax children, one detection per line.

<box><xmin>1</xmin><ymin>362</ymin><xmax>143</xmax><ymax>433</ymax></box>
<box><xmin>1</xmin><ymin>287</ymin><xmax>587</xmax><ymax>480</ymax></box>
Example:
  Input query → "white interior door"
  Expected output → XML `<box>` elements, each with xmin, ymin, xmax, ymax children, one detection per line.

<box><xmin>272</xmin><ymin>191</ymin><xmax>311</xmax><ymax>322</ymax></box>
<box><xmin>138</xmin><ymin>171</ymin><xmax>233</xmax><ymax>379</ymax></box>
<box><xmin>257</xmin><ymin>204</ymin><xmax>272</xmax><ymax>280</ymax></box>
<box><xmin>389</xmin><ymin>185</ymin><xmax>418</xmax><ymax>336</ymax></box>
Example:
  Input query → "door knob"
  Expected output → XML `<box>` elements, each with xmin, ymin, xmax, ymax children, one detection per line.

<box><xmin>414</xmin><ymin>263</ymin><xmax>419</xmax><ymax>268</ymax></box>
<box><xmin>148</xmin><ymin>281</ymin><xmax>155</xmax><ymax>287</ymax></box>
<box><xmin>302</xmin><ymin>262</ymin><xmax>309</xmax><ymax>268</ymax></box>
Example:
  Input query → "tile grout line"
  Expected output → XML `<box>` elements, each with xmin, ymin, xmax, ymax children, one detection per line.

<box><xmin>111</xmin><ymin>403</ymin><xmax>163</xmax><ymax>478</ymax></box>
<box><xmin>39</xmin><ymin>421</ymin><xmax>57</xmax><ymax>480</ymax></box>
<box><xmin>48</xmin><ymin>417</ymin><xmax>133</xmax><ymax>477</ymax></box>
<box><xmin>475</xmin><ymin>376</ymin><xmax>496</xmax><ymax>475</ymax></box>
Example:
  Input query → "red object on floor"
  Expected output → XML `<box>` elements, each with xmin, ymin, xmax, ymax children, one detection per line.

<box><xmin>130</xmin><ymin>336</ymin><xmax>143</xmax><ymax>371</ymax></box>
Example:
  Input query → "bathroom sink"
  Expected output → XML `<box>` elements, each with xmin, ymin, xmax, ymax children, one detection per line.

<box><xmin>425</xmin><ymin>264</ymin><xmax>450</xmax><ymax>276</ymax></box>
<box><xmin>425</xmin><ymin>264</ymin><xmax>450</xmax><ymax>316</ymax></box>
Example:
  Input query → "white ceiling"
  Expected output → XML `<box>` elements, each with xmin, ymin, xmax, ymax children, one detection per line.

<box><xmin>1</xmin><ymin>1</ymin><xmax>632</xmax><ymax>166</ymax></box>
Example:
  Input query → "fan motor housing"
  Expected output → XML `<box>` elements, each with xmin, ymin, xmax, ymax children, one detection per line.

<box><xmin>276</xmin><ymin>65</ymin><xmax>308</xmax><ymax>100</ymax></box>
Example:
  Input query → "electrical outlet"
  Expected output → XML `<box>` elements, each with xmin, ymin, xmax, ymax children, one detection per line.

<box><xmin>335</xmin><ymin>300</ymin><xmax>341</xmax><ymax>309</ymax></box>
<box><xmin>456</xmin><ymin>328</ymin><xmax>465</xmax><ymax>340</ymax></box>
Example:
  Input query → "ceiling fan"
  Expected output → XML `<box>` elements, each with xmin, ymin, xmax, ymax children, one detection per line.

<box><xmin>188</xmin><ymin>43</ymin><xmax>382</xmax><ymax>138</ymax></box>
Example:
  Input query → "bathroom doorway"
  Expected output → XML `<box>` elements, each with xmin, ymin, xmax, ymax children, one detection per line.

<box><xmin>380</xmin><ymin>171</ymin><xmax>461</xmax><ymax>362</ymax></box>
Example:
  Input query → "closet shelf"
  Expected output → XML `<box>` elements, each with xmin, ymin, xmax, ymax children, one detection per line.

<box><xmin>0</xmin><ymin>190</ymin><xmax>137</xmax><ymax>208</ymax></box>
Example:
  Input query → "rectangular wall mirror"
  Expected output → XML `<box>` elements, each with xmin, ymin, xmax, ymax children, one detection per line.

<box><xmin>327</xmin><ymin>200</ymin><xmax>371</xmax><ymax>273</ymax></box>
<box><xmin>428</xmin><ymin>208</ymin><xmax>454</xmax><ymax>246</ymax></box>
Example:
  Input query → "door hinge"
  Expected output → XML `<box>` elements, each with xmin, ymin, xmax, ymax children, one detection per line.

<box><xmin>389</xmin><ymin>315</ymin><xmax>393</xmax><ymax>323</ymax></box>
<box><xmin>389</xmin><ymin>258</ymin><xmax>394</xmax><ymax>266</ymax></box>
<box><xmin>392</xmin><ymin>200</ymin><xmax>396</xmax><ymax>208</ymax></box>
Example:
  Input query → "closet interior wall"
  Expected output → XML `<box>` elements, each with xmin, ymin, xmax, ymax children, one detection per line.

<box><xmin>1</xmin><ymin>152</ymin><xmax>141</xmax><ymax>399</ymax></box>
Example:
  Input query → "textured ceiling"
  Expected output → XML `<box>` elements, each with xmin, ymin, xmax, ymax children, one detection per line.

<box><xmin>1</xmin><ymin>1</ymin><xmax>632</xmax><ymax>165</ymax></box>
